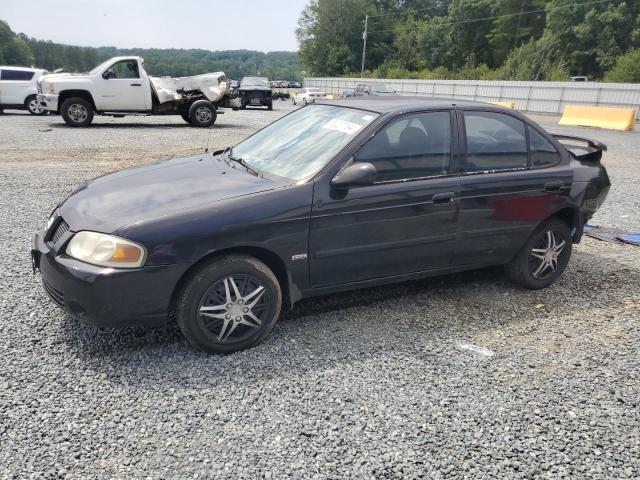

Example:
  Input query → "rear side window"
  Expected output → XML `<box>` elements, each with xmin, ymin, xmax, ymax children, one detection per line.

<box><xmin>464</xmin><ymin>111</ymin><xmax>527</xmax><ymax>172</ymax></box>
<box><xmin>528</xmin><ymin>126</ymin><xmax>560</xmax><ymax>167</ymax></box>
<box><xmin>1</xmin><ymin>70</ymin><xmax>34</xmax><ymax>81</ymax></box>
<box><xmin>355</xmin><ymin>111</ymin><xmax>452</xmax><ymax>182</ymax></box>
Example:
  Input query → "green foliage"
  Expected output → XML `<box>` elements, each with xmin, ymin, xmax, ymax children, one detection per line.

<box><xmin>605</xmin><ymin>49</ymin><xmax>640</xmax><ymax>82</ymax></box>
<box><xmin>298</xmin><ymin>0</ymin><xmax>640</xmax><ymax>81</ymax></box>
<box><xmin>0</xmin><ymin>19</ymin><xmax>301</xmax><ymax>80</ymax></box>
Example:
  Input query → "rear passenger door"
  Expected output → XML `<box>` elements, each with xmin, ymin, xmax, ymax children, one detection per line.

<box><xmin>0</xmin><ymin>69</ymin><xmax>34</xmax><ymax>105</ymax></box>
<box><xmin>453</xmin><ymin>109</ymin><xmax>573</xmax><ymax>266</ymax></box>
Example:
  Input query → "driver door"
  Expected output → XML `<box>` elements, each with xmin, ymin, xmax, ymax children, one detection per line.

<box><xmin>98</xmin><ymin>59</ymin><xmax>148</xmax><ymax>111</ymax></box>
<box><xmin>309</xmin><ymin>110</ymin><xmax>460</xmax><ymax>287</ymax></box>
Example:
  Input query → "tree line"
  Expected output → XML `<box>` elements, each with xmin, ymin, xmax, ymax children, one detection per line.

<box><xmin>0</xmin><ymin>19</ymin><xmax>300</xmax><ymax>81</ymax></box>
<box><xmin>296</xmin><ymin>0</ymin><xmax>640</xmax><ymax>82</ymax></box>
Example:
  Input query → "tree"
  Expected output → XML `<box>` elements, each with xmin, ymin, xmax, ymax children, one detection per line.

<box><xmin>296</xmin><ymin>0</ymin><xmax>372</xmax><ymax>76</ymax></box>
<box><xmin>605</xmin><ymin>48</ymin><xmax>640</xmax><ymax>82</ymax></box>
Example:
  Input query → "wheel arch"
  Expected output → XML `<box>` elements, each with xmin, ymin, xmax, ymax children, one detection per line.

<box><xmin>168</xmin><ymin>246</ymin><xmax>292</xmax><ymax>320</ymax></box>
<box><xmin>58</xmin><ymin>90</ymin><xmax>97</xmax><ymax>111</ymax></box>
<box><xmin>549</xmin><ymin>206</ymin><xmax>583</xmax><ymax>243</ymax></box>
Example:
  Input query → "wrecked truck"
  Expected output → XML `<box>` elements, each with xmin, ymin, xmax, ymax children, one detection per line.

<box><xmin>36</xmin><ymin>56</ymin><xmax>230</xmax><ymax>127</ymax></box>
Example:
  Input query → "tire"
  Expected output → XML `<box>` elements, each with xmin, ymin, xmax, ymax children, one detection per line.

<box><xmin>180</xmin><ymin>112</ymin><xmax>192</xmax><ymax>124</ymax></box>
<box><xmin>267</xmin><ymin>101</ymin><xmax>273</xmax><ymax>111</ymax></box>
<box><xmin>188</xmin><ymin>100</ymin><xmax>217</xmax><ymax>127</ymax></box>
<box><xmin>60</xmin><ymin>97</ymin><xmax>94</xmax><ymax>127</ymax></box>
<box><xmin>302</xmin><ymin>98</ymin><xmax>307</xmax><ymax>106</ymax></box>
<box><xmin>505</xmin><ymin>218</ymin><xmax>572</xmax><ymax>289</ymax></box>
<box><xmin>176</xmin><ymin>254</ymin><xmax>282</xmax><ymax>354</ymax></box>
<box><xmin>25</xmin><ymin>95</ymin><xmax>46</xmax><ymax>115</ymax></box>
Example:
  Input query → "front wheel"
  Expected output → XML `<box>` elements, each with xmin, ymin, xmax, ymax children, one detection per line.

<box><xmin>60</xmin><ymin>97</ymin><xmax>94</xmax><ymax>127</ymax></box>
<box><xmin>26</xmin><ymin>96</ymin><xmax>46</xmax><ymax>115</ymax></box>
<box><xmin>505</xmin><ymin>218</ymin><xmax>572</xmax><ymax>289</ymax></box>
<box><xmin>188</xmin><ymin>100</ymin><xmax>217</xmax><ymax>127</ymax></box>
<box><xmin>180</xmin><ymin>112</ymin><xmax>192</xmax><ymax>124</ymax></box>
<box><xmin>176</xmin><ymin>255</ymin><xmax>282</xmax><ymax>354</ymax></box>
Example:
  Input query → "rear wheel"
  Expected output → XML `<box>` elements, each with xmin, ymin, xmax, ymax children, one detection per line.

<box><xmin>505</xmin><ymin>218</ymin><xmax>572</xmax><ymax>289</ymax></box>
<box><xmin>188</xmin><ymin>100</ymin><xmax>217</xmax><ymax>127</ymax></box>
<box><xmin>60</xmin><ymin>97</ymin><xmax>94</xmax><ymax>127</ymax></box>
<box><xmin>176</xmin><ymin>255</ymin><xmax>282</xmax><ymax>354</ymax></box>
<box><xmin>267</xmin><ymin>101</ymin><xmax>273</xmax><ymax>111</ymax></box>
<box><xmin>26</xmin><ymin>95</ymin><xmax>46</xmax><ymax>115</ymax></box>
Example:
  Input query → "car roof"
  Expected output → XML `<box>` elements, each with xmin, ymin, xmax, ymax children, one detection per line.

<box><xmin>316</xmin><ymin>96</ymin><xmax>514</xmax><ymax>114</ymax></box>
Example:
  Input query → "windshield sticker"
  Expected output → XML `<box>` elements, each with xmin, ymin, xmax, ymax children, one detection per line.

<box><xmin>362</xmin><ymin>115</ymin><xmax>375</xmax><ymax>122</ymax></box>
<box><xmin>322</xmin><ymin>118</ymin><xmax>363</xmax><ymax>135</ymax></box>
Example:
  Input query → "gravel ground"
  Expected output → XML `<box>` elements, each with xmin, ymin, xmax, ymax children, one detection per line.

<box><xmin>0</xmin><ymin>103</ymin><xmax>638</xmax><ymax>479</ymax></box>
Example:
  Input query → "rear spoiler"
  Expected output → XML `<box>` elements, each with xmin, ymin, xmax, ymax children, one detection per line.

<box><xmin>551</xmin><ymin>134</ymin><xmax>607</xmax><ymax>162</ymax></box>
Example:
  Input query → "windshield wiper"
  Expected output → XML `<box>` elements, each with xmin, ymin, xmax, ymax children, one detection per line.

<box><xmin>228</xmin><ymin>150</ymin><xmax>260</xmax><ymax>177</ymax></box>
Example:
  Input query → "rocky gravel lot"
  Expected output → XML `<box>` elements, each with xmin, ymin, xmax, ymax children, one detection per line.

<box><xmin>1</xmin><ymin>103</ymin><xmax>638</xmax><ymax>479</ymax></box>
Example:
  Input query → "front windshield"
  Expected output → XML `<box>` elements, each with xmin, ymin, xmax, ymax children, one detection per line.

<box><xmin>373</xmin><ymin>84</ymin><xmax>394</xmax><ymax>93</ymax></box>
<box><xmin>242</xmin><ymin>77</ymin><xmax>269</xmax><ymax>87</ymax></box>
<box><xmin>232</xmin><ymin>105</ymin><xmax>379</xmax><ymax>182</ymax></box>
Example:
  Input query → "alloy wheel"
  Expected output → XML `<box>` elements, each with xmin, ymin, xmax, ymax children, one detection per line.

<box><xmin>28</xmin><ymin>99</ymin><xmax>45</xmax><ymax>114</ymax></box>
<box><xmin>195</xmin><ymin>106</ymin><xmax>212</xmax><ymax>123</ymax></box>
<box><xmin>528</xmin><ymin>229</ymin><xmax>567</xmax><ymax>280</ymax></box>
<box><xmin>197</xmin><ymin>274</ymin><xmax>267</xmax><ymax>344</ymax></box>
<box><xmin>68</xmin><ymin>104</ymin><xmax>88</xmax><ymax>123</ymax></box>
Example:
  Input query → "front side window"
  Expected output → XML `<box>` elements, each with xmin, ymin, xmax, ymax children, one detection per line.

<box><xmin>354</xmin><ymin>111</ymin><xmax>452</xmax><ymax>182</ymax></box>
<box><xmin>107</xmin><ymin>60</ymin><xmax>139</xmax><ymax>79</ymax></box>
<box><xmin>464</xmin><ymin>111</ymin><xmax>527</xmax><ymax>172</ymax></box>
<box><xmin>233</xmin><ymin>105</ymin><xmax>378</xmax><ymax>182</ymax></box>
<box><xmin>528</xmin><ymin>125</ymin><xmax>560</xmax><ymax>167</ymax></box>
<box><xmin>1</xmin><ymin>70</ymin><xmax>34</xmax><ymax>81</ymax></box>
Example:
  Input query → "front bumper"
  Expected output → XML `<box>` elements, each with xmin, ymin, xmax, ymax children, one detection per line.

<box><xmin>36</xmin><ymin>94</ymin><xmax>59</xmax><ymax>112</ymax></box>
<box><xmin>32</xmin><ymin>229</ymin><xmax>188</xmax><ymax>328</ymax></box>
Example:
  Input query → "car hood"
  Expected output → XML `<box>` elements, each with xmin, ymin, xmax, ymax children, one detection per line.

<box><xmin>239</xmin><ymin>86</ymin><xmax>271</xmax><ymax>91</ymax></box>
<box><xmin>58</xmin><ymin>153</ymin><xmax>280</xmax><ymax>234</ymax></box>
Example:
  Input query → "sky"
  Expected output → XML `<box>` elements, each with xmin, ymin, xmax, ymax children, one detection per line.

<box><xmin>0</xmin><ymin>0</ymin><xmax>308</xmax><ymax>52</ymax></box>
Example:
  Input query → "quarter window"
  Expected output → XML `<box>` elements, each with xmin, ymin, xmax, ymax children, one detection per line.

<box><xmin>464</xmin><ymin>111</ymin><xmax>527</xmax><ymax>171</ymax></box>
<box><xmin>355</xmin><ymin>111</ymin><xmax>451</xmax><ymax>182</ymax></box>
<box><xmin>528</xmin><ymin>125</ymin><xmax>560</xmax><ymax>167</ymax></box>
<box><xmin>0</xmin><ymin>70</ymin><xmax>34</xmax><ymax>81</ymax></box>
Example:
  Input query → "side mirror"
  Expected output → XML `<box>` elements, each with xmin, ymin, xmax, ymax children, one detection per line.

<box><xmin>102</xmin><ymin>70</ymin><xmax>114</xmax><ymax>80</ymax></box>
<box><xmin>331</xmin><ymin>162</ymin><xmax>376</xmax><ymax>189</ymax></box>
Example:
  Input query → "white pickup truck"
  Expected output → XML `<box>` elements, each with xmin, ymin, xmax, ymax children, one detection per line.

<box><xmin>36</xmin><ymin>56</ymin><xmax>230</xmax><ymax>127</ymax></box>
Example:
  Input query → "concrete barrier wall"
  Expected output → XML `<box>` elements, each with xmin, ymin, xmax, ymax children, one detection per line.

<box><xmin>303</xmin><ymin>78</ymin><xmax>640</xmax><ymax>120</ymax></box>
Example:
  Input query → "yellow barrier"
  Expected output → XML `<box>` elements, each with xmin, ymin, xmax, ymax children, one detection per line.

<box><xmin>559</xmin><ymin>105</ymin><xmax>636</xmax><ymax>131</ymax></box>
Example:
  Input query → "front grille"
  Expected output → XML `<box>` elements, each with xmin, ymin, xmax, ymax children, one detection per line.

<box><xmin>43</xmin><ymin>279</ymin><xmax>64</xmax><ymax>307</ymax></box>
<box><xmin>47</xmin><ymin>219</ymin><xmax>69</xmax><ymax>245</ymax></box>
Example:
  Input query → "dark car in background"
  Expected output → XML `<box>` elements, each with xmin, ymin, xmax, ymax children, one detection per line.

<box><xmin>354</xmin><ymin>83</ymin><xmax>398</xmax><ymax>96</ymax></box>
<box><xmin>236</xmin><ymin>76</ymin><xmax>272</xmax><ymax>110</ymax></box>
<box><xmin>32</xmin><ymin>98</ymin><xmax>610</xmax><ymax>354</ymax></box>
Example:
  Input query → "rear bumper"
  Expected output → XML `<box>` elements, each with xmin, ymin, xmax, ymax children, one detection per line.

<box><xmin>32</xmin><ymin>230</ymin><xmax>188</xmax><ymax>328</ymax></box>
<box><xmin>36</xmin><ymin>94</ymin><xmax>59</xmax><ymax>112</ymax></box>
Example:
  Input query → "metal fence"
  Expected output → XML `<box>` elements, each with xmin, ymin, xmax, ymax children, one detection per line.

<box><xmin>304</xmin><ymin>78</ymin><xmax>640</xmax><ymax>120</ymax></box>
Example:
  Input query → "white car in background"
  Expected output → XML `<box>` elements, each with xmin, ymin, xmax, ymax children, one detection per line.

<box><xmin>0</xmin><ymin>66</ymin><xmax>49</xmax><ymax>115</ymax></box>
<box><xmin>292</xmin><ymin>87</ymin><xmax>326</xmax><ymax>105</ymax></box>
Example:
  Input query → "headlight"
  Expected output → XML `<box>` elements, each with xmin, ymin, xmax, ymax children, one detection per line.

<box><xmin>66</xmin><ymin>231</ymin><xmax>146</xmax><ymax>268</ymax></box>
<box><xmin>48</xmin><ymin>83</ymin><xmax>55</xmax><ymax>94</ymax></box>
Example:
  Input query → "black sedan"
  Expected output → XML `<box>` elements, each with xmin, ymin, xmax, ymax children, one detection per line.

<box><xmin>32</xmin><ymin>98</ymin><xmax>610</xmax><ymax>354</ymax></box>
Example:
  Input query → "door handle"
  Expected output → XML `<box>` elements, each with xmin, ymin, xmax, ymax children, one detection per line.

<box><xmin>544</xmin><ymin>181</ymin><xmax>566</xmax><ymax>192</ymax></box>
<box><xmin>130</xmin><ymin>83</ymin><xmax>142</xmax><ymax>86</ymax></box>
<box><xmin>432</xmin><ymin>192</ymin><xmax>455</xmax><ymax>204</ymax></box>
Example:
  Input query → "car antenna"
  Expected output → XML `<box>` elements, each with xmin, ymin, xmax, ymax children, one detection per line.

<box><xmin>204</xmin><ymin>121</ymin><xmax>214</xmax><ymax>153</ymax></box>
